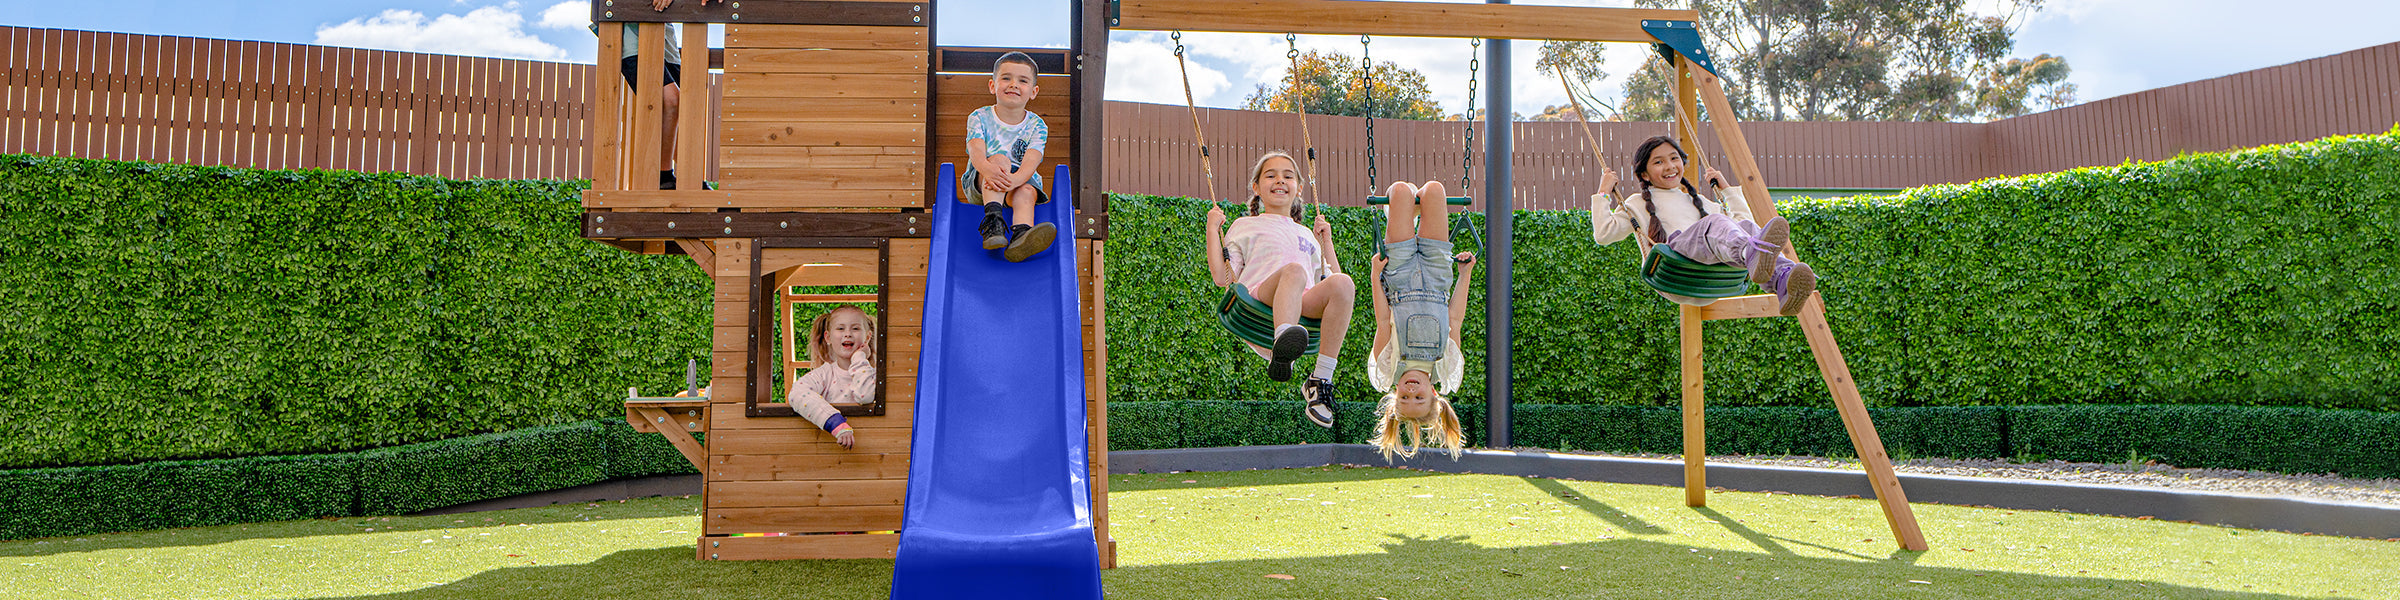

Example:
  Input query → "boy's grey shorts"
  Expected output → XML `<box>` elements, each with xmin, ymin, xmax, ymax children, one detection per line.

<box><xmin>1380</xmin><ymin>236</ymin><xmax>1455</xmax><ymax>363</ymax></box>
<box><xmin>958</xmin><ymin>167</ymin><xmax>1050</xmax><ymax>205</ymax></box>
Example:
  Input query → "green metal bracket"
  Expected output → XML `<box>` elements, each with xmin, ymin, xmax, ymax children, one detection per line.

<box><xmin>1642</xmin><ymin>20</ymin><xmax>1720</xmax><ymax>78</ymax></box>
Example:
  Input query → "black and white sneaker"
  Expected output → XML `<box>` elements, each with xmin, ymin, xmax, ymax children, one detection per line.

<box><xmin>1302</xmin><ymin>377</ymin><xmax>1335</xmax><ymax>428</ymax></box>
<box><xmin>1266</xmin><ymin>323</ymin><xmax>1309</xmax><ymax>382</ymax></box>
<box><xmin>979</xmin><ymin>211</ymin><xmax>1009</xmax><ymax>251</ymax></box>
<box><xmin>1005</xmin><ymin>222</ymin><xmax>1056</xmax><ymax>262</ymax></box>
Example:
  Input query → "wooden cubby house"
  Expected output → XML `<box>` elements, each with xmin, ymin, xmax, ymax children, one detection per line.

<box><xmin>583</xmin><ymin>0</ymin><xmax>1115</xmax><ymax>564</ymax></box>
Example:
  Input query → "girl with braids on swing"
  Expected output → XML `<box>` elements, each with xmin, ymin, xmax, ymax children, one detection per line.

<box><xmin>1365</xmin><ymin>179</ymin><xmax>1475</xmax><ymax>461</ymax></box>
<box><xmin>1591</xmin><ymin>135</ymin><xmax>1818</xmax><ymax>314</ymax></box>
<box><xmin>1205</xmin><ymin>151</ymin><xmax>1356</xmax><ymax>427</ymax></box>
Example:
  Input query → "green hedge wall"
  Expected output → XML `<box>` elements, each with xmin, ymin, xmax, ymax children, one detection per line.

<box><xmin>0</xmin><ymin>418</ymin><xmax>696</xmax><ymax>541</ymax></box>
<box><xmin>6</xmin><ymin>130</ymin><xmax>2394</xmax><ymax>472</ymax></box>
<box><xmin>1107</xmin><ymin>129</ymin><xmax>2400</xmax><ymax>411</ymax></box>
<box><xmin>0</xmin><ymin>156</ymin><xmax>711</xmax><ymax>469</ymax></box>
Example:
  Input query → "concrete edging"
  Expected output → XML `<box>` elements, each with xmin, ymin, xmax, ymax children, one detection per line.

<box><xmin>1110</xmin><ymin>444</ymin><xmax>2400</xmax><ymax>540</ymax></box>
<box><xmin>421</xmin><ymin>445</ymin><xmax>2399</xmax><ymax>540</ymax></box>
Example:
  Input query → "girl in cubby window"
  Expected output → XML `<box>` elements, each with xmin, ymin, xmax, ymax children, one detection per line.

<box><xmin>786</xmin><ymin>305</ymin><xmax>877</xmax><ymax>448</ymax></box>
<box><xmin>1366</xmin><ymin>179</ymin><xmax>1475</xmax><ymax>461</ymax></box>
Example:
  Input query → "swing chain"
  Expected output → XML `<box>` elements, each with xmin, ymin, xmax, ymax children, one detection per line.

<box><xmin>1462</xmin><ymin>38</ymin><xmax>1481</xmax><ymax>192</ymax></box>
<box><xmin>1361</xmin><ymin>35</ymin><xmax>1376</xmax><ymax>194</ymax></box>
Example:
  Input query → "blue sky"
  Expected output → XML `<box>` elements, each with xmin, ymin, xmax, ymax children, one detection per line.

<box><xmin>5</xmin><ymin>0</ymin><xmax>2396</xmax><ymax>120</ymax></box>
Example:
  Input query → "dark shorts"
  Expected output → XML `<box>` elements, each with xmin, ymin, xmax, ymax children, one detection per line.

<box><xmin>619</xmin><ymin>56</ymin><xmax>683</xmax><ymax>88</ymax></box>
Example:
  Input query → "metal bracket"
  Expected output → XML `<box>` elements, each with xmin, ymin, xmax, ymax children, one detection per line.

<box><xmin>1642</xmin><ymin>20</ymin><xmax>1720</xmax><ymax>78</ymax></box>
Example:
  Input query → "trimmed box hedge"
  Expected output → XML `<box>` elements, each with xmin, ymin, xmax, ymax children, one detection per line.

<box><xmin>0</xmin><ymin>419</ymin><xmax>694</xmax><ymax>541</ymax></box>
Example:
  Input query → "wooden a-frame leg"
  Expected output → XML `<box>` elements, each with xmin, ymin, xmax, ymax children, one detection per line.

<box><xmin>1680</xmin><ymin>304</ymin><xmax>1706</xmax><ymax>507</ymax></box>
<box><xmin>1682</xmin><ymin>65</ymin><xmax>1928</xmax><ymax>551</ymax></box>
<box><xmin>1796</xmin><ymin>297</ymin><xmax>1928</xmax><ymax>551</ymax></box>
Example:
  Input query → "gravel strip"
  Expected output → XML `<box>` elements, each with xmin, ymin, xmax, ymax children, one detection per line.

<box><xmin>1524</xmin><ymin>449</ymin><xmax>2400</xmax><ymax>508</ymax></box>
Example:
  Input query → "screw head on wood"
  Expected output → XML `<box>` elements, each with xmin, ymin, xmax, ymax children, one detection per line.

<box><xmin>667</xmin><ymin>221</ymin><xmax>677</xmax><ymax>229</ymax></box>
<box><xmin>724</xmin><ymin>216</ymin><xmax>734</xmax><ymax>223</ymax></box>
<box><xmin>595</xmin><ymin>216</ymin><xmax>605</xmax><ymax>223</ymax></box>
<box><xmin>604</xmin><ymin>11</ymin><xmax>613</xmax><ymax>18</ymax></box>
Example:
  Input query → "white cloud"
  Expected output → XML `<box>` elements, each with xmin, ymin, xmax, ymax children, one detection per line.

<box><xmin>1104</xmin><ymin>33</ymin><xmax>1233</xmax><ymax>106</ymax></box>
<box><xmin>316</xmin><ymin>6</ymin><xmax>567</xmax><ymax>61</ymax></box>
<box><xmin>537</xmin><ymin>1</ymin><xmax>589</xmax><ymax>30</ymax></box>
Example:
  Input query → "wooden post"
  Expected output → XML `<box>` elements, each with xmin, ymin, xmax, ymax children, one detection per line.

<box><xmin>1089</xmin><ymin>240</ymin><xmax>1116</xmax><ymax>569</ymax></box>
<box><xmin>1672</xmin><ymin>56</ymin><xmax>1711</xmax><ymax>185</ymax></box>
<box><xmin>1680</xmin><ymin>303</ymin><xmax>1706</xmax><ymax>507</ymax></box>
<box><xmin>1692</xmin><ymin>71</ymin><xmax>1929</xmax><ymax>552</ymax></box>
<box><xmin>676</xmin><ymin>22</ymin><xmax>709</xmax><ymax>186</ymax></box>
<box><xmin>591</xmin><ymin>23</ymin><xmax>623</xmax><ymax>191</ymax></box>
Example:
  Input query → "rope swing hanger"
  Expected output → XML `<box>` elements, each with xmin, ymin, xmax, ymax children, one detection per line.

<box><xmin>1172</xmin><ymin>31</ymin><xmax>1219</xmax><ymax>206</ymax></box>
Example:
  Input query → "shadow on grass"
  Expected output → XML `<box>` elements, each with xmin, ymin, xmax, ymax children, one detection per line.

<box><xmin>1110</xmin><ymin>464</ymin><xmax>1448</xmax><ymax>492</ymax></box>
<box><xmin>0</xmin><ymin>497</ymin><xmax>702</xmax><ymax>558</ymax></box>
<box><xmin>308</xmin><ymin>535</ymin><xmax>2337</xmax><ymax>600</ymax></box>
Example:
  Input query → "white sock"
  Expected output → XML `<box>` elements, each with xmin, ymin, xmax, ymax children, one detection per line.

<box><xmin>1311</xmin><ymin>356</ymin><xmax>1338</xmax><ymax>381</ymax></box>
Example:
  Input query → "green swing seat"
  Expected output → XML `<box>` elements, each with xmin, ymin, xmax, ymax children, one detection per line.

<box><xmin>1640</xmin><ymin>244</ymin><xmax>1753</xmax><ymax>299</ymax></box>
<box><xmin>1218</xmin><ymin>283</ymin><xmax>1322</xmax><ymax>355</ymax></box>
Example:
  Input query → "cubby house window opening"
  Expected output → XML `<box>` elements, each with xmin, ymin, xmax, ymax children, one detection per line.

<box><xmin>749</xmin><ymin>239</ymin><xmax>891</xmax><ymax>418</ymax></box>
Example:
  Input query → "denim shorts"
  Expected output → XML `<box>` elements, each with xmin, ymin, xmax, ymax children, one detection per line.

<box><xmin>1380</xmin><ymin>236</ymin><xmax>1455</xmax><ymax>364</ymax></box>
<box><xmin>957</xmin><ymin>166</ymin><xmax>1049</xmax><ymax>205</ymax></box>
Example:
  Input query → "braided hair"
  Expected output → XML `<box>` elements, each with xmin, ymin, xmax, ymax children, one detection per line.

<box><xmin>1247</xmin><ymin>151</ymin><xmax>1306</xmax><ymax>220</ymax></box>
<box><xmin>1629</xmin><ymin>135</ymin><xmax>1711</xmax><ymax>243</ymax></box>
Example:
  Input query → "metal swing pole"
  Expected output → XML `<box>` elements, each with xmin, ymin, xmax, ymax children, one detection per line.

<box><xmin>1482</xmin><ymin>0</ymin><xmax>1514</xmax><ymax>448</ymax></box>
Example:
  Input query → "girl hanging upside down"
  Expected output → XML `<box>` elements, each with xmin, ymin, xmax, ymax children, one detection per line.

<box><xmin>1591</xmin><ymin>135</ymin><xmax>1819</xmax><ymax>315</ymax></box>
<box><xmin>1205</xmin><ymin>151</ymin><xmax>1357</xmax><ymax>427</ymax></box>
<box><xmin>1367</xmin><ymin>179</ymin><xmax>1474</xmax><ymax>461</ymax></box>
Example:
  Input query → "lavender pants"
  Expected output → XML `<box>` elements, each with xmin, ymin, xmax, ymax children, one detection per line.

<box><xmin>1662</xmin><ymin>214</ymin><xmax>1800</xmax><ymax>294</ymax></box>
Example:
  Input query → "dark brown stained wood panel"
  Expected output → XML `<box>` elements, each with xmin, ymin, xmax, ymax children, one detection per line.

<box><xmin>723</xmin><ymin>24</ymin><xmax>930</xmax><ymax>50</ymax></box>
<box><xmin>722</xmin><ymin>97</ymin><xmax>925</xmax><ymax>122</ymax></box>
<box><xmin>600</xmin><ymin>1</ymin><xmax>930</xmax><ymax>27</ymax></box>
<box><xmin>727</xmin><ymin>48</ymin><xmax>927</xmax><ymax>74</ymax></box>
<box><xmin>705</xmin><ymin>506</ymin><xmax>903</xmax><ymax>535</ymax></box>
<box><xmin>701</xmin><ymin>534</ymin><xmax>898</xmax><ymax>560</ymax></box>
<box><xmin>709</xmin><ymin>452</ymin><xmax>909</xmax><ymax>481</ymax></box>
<box><xmin>707</xmin><ymin>479</ymin><xmax>909</xmax><ymax>509</ymax></box>
<box><xmin>722</xmin><ymin>73</ymin><xmax>924</xmax><ymax>98</ymax></box>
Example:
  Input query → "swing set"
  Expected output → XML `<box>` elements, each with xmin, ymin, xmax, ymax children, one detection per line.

<box><xmin>1125</xmin><ymin>0</ymin><xmax>1929</xmax><ymax>552</ymax></box>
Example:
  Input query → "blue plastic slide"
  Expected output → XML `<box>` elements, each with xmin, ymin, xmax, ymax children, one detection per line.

<box><xmin>890</xmin><ymin>164</ymin><xmax>1103</xmax><ymax>599</ymax></box>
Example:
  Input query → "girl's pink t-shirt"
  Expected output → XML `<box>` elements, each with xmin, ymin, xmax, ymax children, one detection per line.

<box><xmin>1223</xmin><ymin>213</ymin><xmax>1326</xmax><ymax>291</ymax></box>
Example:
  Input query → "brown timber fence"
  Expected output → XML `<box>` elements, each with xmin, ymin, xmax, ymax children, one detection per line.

<box><xmin>5</xmin><ymin>26</ymin><xmax>2394</xmax><ymax>210</ymax></box>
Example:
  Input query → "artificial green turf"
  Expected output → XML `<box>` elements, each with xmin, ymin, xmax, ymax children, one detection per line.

<box><xmin>3</xmin><ymin>468</ymin><xmax>2393</xmax><ymax>599</ymax></box>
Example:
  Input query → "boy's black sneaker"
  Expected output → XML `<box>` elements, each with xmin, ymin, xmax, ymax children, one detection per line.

<box><xmin>1302</xmin><ymin>378</ymin><xmax>1336</xmax><ymax>428</ymax></box>
<box><xmin>660</xmin><ymin>169</ymin><xmax>677</xmax><ymax>190</ymax></box>
<box><xmin>1266</xmin><ymin>323</ymin><xmax>1309</xmax><ymax>382</ymax></box>
<box><xmin>1004</xmin><ymin>222</ymin><xmax>1056</xmax><ymax>263</ymax></box>
<box><xmin>979</xmin><ymin>212</ymin><xmax>1010</xmax><ymax>251</ymax></box>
